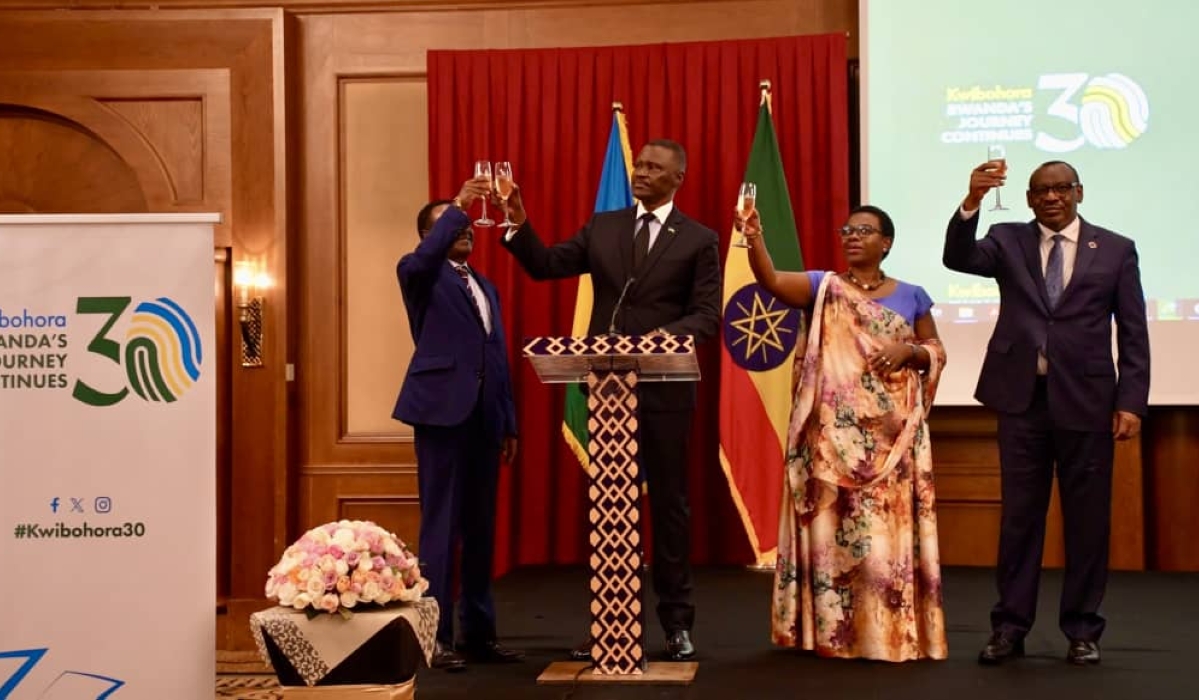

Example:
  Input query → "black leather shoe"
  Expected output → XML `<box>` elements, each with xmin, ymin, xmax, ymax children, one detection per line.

<box><xmin>568</xmin><ymin>638</ymin><xmax>594</xmax><ymax>662</ymax></box>
<box><xmin>665</xmin><ymin>630</ymin><xmax>695</xmax><ymax>661</ymax></box>
<box><xmin>978</xmin><ymin>633</ymin><xmax>1024</xmax><ymax>665</ymax></box>
<box><xmin>1067</xmin><ymin>639</ymin><xmax>1101</xmax><ymax>665</ymax></box>
<box><xmin>457</xmin><ymin>640</ymin><xmax>525</xmax><ymax>663</ymax></box>
<box><xmin>431</xmin><ymin>642</ymin><xmax>467</xmax><ymax>672</ymax></box>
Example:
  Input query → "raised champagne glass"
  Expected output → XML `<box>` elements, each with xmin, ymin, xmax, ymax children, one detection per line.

<box><xmin>473</xmin><ymin>160</ymin><xmax>495</xmax><ymax>226</ymax></box>
<box><xmin>731</xmin><ymin>182</ymin><xmax>757</xmax><ymax>249</ymax></box>
<box><xmin>987</xmin><ymin>144</ymin><xmax>1009</xmax><ymax>211</ymax></box>
<box><xmin>494</xmin><ymin>161</ymin><xmax>516</xmax><ymax>229</ymax></box>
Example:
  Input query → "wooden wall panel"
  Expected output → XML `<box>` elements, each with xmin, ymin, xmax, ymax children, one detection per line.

<box><xmin>342</xmin><ymin>77</ymin><xmax>426</xmax><ymax>438</ymax></box>
<box><xmin>1146</xmin><ymin>409</ymin><xmax>1199</xmax><ymax>570</ymax></box>
<box><xmin>930</xmin><ymin>407</ymin><xmax>1145</xmax><ymax>571</ymax></box>
<box><xmin>0</xmin><ymin>10</ymin><xmax>289</xmax><ymax>651</ymax></box>
<box><xmin>103</xmin><ymin>99</ymin><xmax>206</xmax><ymax>203</ymax></box>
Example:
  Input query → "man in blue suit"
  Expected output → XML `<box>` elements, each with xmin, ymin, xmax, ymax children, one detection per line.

<box><xmin>944</xmin><ymin>159</ymin><xmax>1150</xmax><ymax>667</ymax></box>
<box><xmin>393</xmin><ymin>178</ymin><xmax>522</xmax><ymax>672</ymax></box>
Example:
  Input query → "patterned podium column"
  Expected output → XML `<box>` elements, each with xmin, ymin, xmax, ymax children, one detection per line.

<box><xmin>520</xmin><ymin>334</ymin><xmax>695</xmax><ymax>678</ymax></box>
<box><xmin>586</xmin><ymin>369</ymin><xmax>645</xmax><ymax>675</ymax></box>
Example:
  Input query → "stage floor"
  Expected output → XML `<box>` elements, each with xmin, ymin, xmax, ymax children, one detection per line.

<box><xmin>412</xmin><ymin>565</ymin><xmax>1198</xmax><ymax>700</ymax></box>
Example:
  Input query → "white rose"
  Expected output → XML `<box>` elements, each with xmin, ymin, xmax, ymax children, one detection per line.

<box><xmin>362</xmin><ymin>581</ymin><xmax>382</xmax><ymax>602</ymax></box>
<box><xmin>339</xmin><ymin>591</ymin><xmax>360</xmax><ymax>608</ymax></box>
<box><xmin>319</xmin><ymin>593</ymin><xmax>340</xmax><ymax>613</ymax></box>
<box><xmin>383</xmin><ymin>539</ymin><xmax>402</xmax><ymax>557</ymax></box>
<box><xmin>276</xmin><ymin>582</ymin><xmax>298</xmax><ymax>605</ymax></box>
<box><xmin>306</xmin><ymin>577</ymin><xmax>326</xmax><ymax>597</ymax></box>
<box><xmin>358</xmin><ymin>557</ymin><xmax>373</xmax><ymax>573</ymax></box>
<box><xmin>334</xmin><ymin>559</ymin><xmax>350</xmax><ymax>576</ymax></box>
<box><xmin>292</xmin><ymin>593</ymin><xmax>312</xmax><ymax>610</ymax></box>
<box><xmin>333</xmin><ymin>528</ymin><xmax>356</xmax><ymax>548</ymax></box>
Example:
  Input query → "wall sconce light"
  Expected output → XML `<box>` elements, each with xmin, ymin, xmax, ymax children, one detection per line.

<box><xmin>233</xmin><ymin>260</ymin><xmax>271</xmax><ymax>368</ymax></box>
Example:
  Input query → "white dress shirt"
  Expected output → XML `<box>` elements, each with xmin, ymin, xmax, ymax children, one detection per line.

<box><xmin>635</xmin><ymin>200</ymin><xmax>674</xmax><ymax>253</ymax></box>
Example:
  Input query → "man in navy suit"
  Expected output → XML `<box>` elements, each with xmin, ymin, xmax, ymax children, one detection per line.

<box><xmin>498</xmin><ymin>139</ymin><xmax>722</xmax><ymax>661</ymax></box>
<box><xmin>393</xmin><ymin>178</ymin><xmax>523</xmax><ymax>672</ymax></box>
<box><xmin>944</xmin><ymin>159</ymin><xmax>1150</xmax><ymax>667</ymax></box>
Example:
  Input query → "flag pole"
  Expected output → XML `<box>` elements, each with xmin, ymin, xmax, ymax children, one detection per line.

<box><xmin>746</xmin><ymin>77</ymin><xmax>777</xmax><ymax>575</ymax></box>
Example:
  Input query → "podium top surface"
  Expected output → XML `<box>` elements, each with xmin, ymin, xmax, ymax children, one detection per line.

<box><xmin>0</xmin><ymin>213</ymin><xmax>222</xmax><ymax>225</ymax></box>
<box><xmin>522</xmin><ymin>334</ymin><xmax>699</xmax><ymax>383</ymax></box>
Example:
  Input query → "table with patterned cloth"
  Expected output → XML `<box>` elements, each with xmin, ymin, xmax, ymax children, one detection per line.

<box><xmin>250</xmin><ymin>598</ymin><xmax>439</xmax><ymax>698</ymax></box>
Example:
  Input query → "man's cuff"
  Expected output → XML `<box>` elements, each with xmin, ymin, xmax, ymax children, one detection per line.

<box><xmin>959</xmin><ymin>205</ymin><xmax>979</xmax><ymax>220</ymax></box>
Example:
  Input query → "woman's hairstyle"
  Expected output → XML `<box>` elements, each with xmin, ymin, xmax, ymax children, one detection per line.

<box><xmin>851</xmin><ymin>204</ymin><xmax>895</xmax><ymax>259</ymax></box>
<box><xmin>850</xmin><ymin>204</ymin><xmax>895</xmax><ymax>240</ymax></box>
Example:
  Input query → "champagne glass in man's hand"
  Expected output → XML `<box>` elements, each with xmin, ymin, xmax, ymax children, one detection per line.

<box><xmin>493</xmin><ymin>161</ymin><xmax>517</xmax><ymax>229</ymax></box>
<box><xmin>473</xmin><ymin>160</ymin><xmax>495</xmax><ymax>226</ymax></box>
<box><xmin>986</xmin><ymin>145</ymin><xmax>1009</xmax><ymax>211</ymax></box>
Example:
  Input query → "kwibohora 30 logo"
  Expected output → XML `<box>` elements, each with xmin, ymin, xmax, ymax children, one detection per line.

<box><xmin>74</xmin><ymin>296</ymin><xmax>203</xmax><ymax>407</ymax></box>
<box><xmin>941</xmin><ymin>72</ymin><xmax>1150</xmax><ymax>153</ymax></box>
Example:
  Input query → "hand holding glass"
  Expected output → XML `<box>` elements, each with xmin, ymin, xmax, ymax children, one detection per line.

<box><xmin>473</xmin><ymin>160</ymin><xmax>495</xmax><ymax>226</ymax></box>
<box><xmin>732</xmin><ymin>182</ymin><xmax>757</xmax><ymax>249</ymax></box>
<box><xmin>987</xmin><ymin>145</ymin><xmax>1009</xmax><ymax>211</ymax></box>
<box><xmin>493</xmin><ymin>161</ymin><xmax>516</xmax><ymax>229</ymax></box>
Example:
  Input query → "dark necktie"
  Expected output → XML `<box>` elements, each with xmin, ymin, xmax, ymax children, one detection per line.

<box><xmin>1045</xmin><ymin>234</ymin><xmax>1065</xmax><ymax>308</ymax></box>
<box><xmin>454</xmin><ymin>264</ymin><xmax>486</xmax><ymax>330</ymax></box>
<box><xmin>633</xmin><ymin>212</ymin><xmax>656</xmax><ymax>269</ymax></box>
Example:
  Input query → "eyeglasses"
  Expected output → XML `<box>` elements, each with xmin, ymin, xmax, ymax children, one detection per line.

<box><xmin>838</xmin><ymin>224</ymin><xmax>882</xmax><ymax>239</ymax></box>
<box><xmin>1028</xmin><ymin>182</ymin><xmax>1079</xmax><ymax>198</ymax></box>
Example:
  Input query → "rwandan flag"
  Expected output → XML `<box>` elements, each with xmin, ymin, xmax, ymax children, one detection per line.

<box><xmin>562</xmin><ymin>104</ymin><xmax>635</xmax><ymax>469</ymax></box>
<box><xmin>719</xmin><ymin>86</ymin><xmax>804</xmax><ymax>567</ymax></box>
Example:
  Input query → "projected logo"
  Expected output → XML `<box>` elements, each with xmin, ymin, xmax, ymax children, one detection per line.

<box><xmin>940</xmin><ymin>72</ymin><xmax>1150</xmax><ymax>153</ymax></box>
<box><xmin>72</xmin><ymin>296</ymin><xmax>203</xmax><ymax>407</ymax></box>
<box><xmin>1036</xmin><ymin>72</ymin><xmax>1149</xmax><ymax>152</ymax></box>
<box><xmin>1078</xmin><ymin>74</ymin><xmax>1150</xmax><ymax>149</ymax></box>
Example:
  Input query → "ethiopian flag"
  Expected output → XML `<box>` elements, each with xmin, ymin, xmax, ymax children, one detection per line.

<box><xmin>719</xmin><ymin>90</ymin><xmax>804</xmax><ymax>566</ymax></box>
<box><xmin>563</xmin><ymin>106</ymin><xmax>634</xmax><ymax>468</ymax></box>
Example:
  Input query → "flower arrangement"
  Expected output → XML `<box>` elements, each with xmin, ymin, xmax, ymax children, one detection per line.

<box><xmin>265</xmin><ymin>520</ymin><xmax>428</xmax><ymax>618</ymax></box>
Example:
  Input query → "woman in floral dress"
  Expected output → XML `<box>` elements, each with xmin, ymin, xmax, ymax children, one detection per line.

<box><xmin>738</xmin><ymin>204</ymin><xmax>948</xmax><ymax>662</ymax></box>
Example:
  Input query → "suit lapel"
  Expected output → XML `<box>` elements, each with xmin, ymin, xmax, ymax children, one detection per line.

<box><xmin>1058</xmin><ymin>218</ymin><xmax>1098</xmax><ymax>308</ymax></box>
<box><xmin>633</xmin><ymin>208</ymin><xmax>683</xmax><ymax>285</ymax></box>
<box><xmin>1019</xmin><ymin>222</ymin><xmax>1052</xmax><ymax>311</ymax></box>
<box><xmin>618</xmin><ymin>207</ymin><xmax>636</xmax><ymax>282</ymax></box>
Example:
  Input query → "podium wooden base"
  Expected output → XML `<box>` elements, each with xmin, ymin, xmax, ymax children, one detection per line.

<box><xmin>536</xmin><ymin>661</ymin><xmax>698</xmax><ymax>685</ymax></box>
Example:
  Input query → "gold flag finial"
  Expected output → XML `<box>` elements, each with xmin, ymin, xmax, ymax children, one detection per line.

<box><xmin>759</xmin><ymin>79</ymin><xmax>773</xmax><ymax>109</ymax></box>
<box><xmin>611</xmin><ymin>101</ymin><xmax>624</xmax><ymax>112</ymax></box>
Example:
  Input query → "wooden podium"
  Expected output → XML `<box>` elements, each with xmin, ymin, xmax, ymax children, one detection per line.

<box><xmin>523</xmin><ymin>334</ymin><xmax>699</xmax><ymax>684</ymax></box>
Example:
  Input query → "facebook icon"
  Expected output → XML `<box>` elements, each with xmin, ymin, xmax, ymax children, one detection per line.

<box><xmin>50</xmin><ymin>497</ymin><xmax>60</xmax><ymax>513</ymax></box>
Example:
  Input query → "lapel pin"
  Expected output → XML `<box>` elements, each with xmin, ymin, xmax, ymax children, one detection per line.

<box><xmin>1088</xmin><ymin>240</ymin><xmax>1098</xmax><ymax>249</ymax></box>
<box><xmin>667</xmin><ymin>227</ymin><xmax>677</xmax><ymax>235</ymax></box>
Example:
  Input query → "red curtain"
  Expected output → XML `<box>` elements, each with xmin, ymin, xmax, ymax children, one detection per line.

<box><xmin>427</xmin><ymin>35</ymin><xmax>849</xmax><ymax>575</ymax></box>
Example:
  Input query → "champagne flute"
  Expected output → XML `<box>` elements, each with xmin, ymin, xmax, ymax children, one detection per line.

<box><xmin>731</xmin><ymin>182</ymin><xmax>757</xmax><ymax>248</ymax></box>
<box><xmin>987</xmin><ymin>145</ymin><xmax>1009</xmax><ymax>211</ymax></box>
<box><xmin>494</xmin><ymin>161</ymin><xmax>516</xmax><ymax>229</ymax></box>
<box><xmin>473</xmin><ymin>160</ymin><xmax>495</xmax><ymax>226</ymax></box>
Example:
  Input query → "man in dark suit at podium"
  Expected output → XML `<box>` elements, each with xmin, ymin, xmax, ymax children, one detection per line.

<box><xmin>393</xmin><ymin>178</ymin><xmax>523</xmax><ymax>672</ymax></box>
<box><xmin>943</xmin><ymin>159</ymin><xmax>1150</xmax><ymax>667</ymax></box>
<box><xmin>499</xmin><ymin>139</ymin><xmax>722</xmax><ymax>661</ymax></box>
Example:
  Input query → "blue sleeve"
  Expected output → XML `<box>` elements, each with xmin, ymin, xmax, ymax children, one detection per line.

<box><xmin>806</xmin><ymin>270</ymin><xmax>827</xmax><ymax>291</ymax></box>
<box><xmin>914</xmin><ymin>284</ymin><xmax>934</xmax><ymax>318</ymax></box>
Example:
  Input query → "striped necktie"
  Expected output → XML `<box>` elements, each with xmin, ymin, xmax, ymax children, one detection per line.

<box><xmin>1045</xmin><ymin>234</ymin><xmax>1065</xmax><ymax>308</ymax></box>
